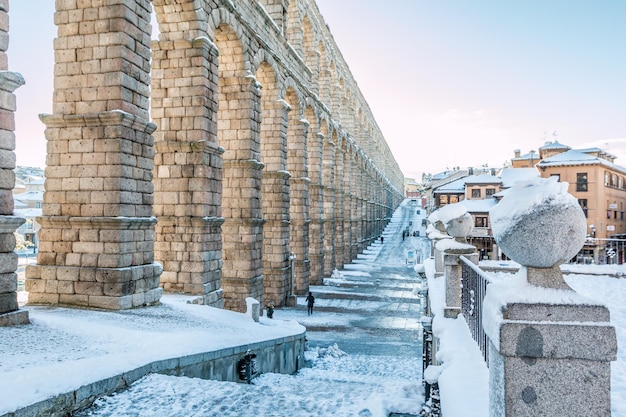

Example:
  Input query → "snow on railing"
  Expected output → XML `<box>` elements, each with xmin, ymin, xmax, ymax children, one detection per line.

<box><xmin>460</xmin><ymin>255</ymin><xmax>492</xmax><ymax>365</ymax></box>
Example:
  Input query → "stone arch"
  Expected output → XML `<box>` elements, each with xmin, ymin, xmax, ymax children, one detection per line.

<box><xmin>285</xmin><ymin>84</ymin><xmax>310</xmax><ymax>295</ymax></box>
<box><xmin>318</xmin><ymin>42</ymin><xmax>331</xmax><ymax>106</ymax></box>
<box><xmin>152</xmin><ymin>0</ymin><xmax>208</xmax><ymax>41</ymax></box>
<box><xmin>215</xmin><ymin>22</ymin><xmax>265</xmax><ymax>312</ymax></box>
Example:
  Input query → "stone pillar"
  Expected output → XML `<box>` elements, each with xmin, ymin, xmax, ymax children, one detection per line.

<box><xmin>288</xmin><ymin>118</ymin><xmax>310</xmax><ymax>296</ymax></box>
<box><xmin>26</xmin><ymin>0</ymin><xmax>161</xmax><ymax>310</ymax></box>
<box><xmin>151</xmin><ymin>37</ymin><xmax>224</xmax><ymax>307</ymax></box>
<box><xmin>349</xmin><ymin>155</ymin><xmax>360</xmax><ymax>259</ymax></box>
<box><xmin>308</xmin><ymin>131</ymin><xmax>325</xmax><ymax>285</ymax></box>
<box><xmin>485</xmin><ymin>178</ymin><xmax>617</xmax><ymax>417</ymax></box>
<box><xmin>342</xmin><ymin>150</ymin><xmax>352</xmax><ymax>265</ymax></box>
<box><xmin>0</xmin><ymin>1</ymin><xmax>28</xmax><ymax>326</ymax></box>
<box><xmin>333</xmin><ymin>143</ymin><xmax>345</xmax><ymax>270</ymax></box>
<box><xmin>221</xmin><ymin>158</ymin><xmax>265</xmax><ymax>312</ymax></box>
<box><xmin>259</xmin><ymin>99</ymin><xmax>291</xmax><ymax>308</ymax></box>
<box><xmin>0</xmin><ymin>70</ymin><xmax>28</xmax><ymax>324</ymax></box>
<box><xmin>440</xmin><ymin>210</ymin><xmax>477</xmax><ymax>318</ymax></box>
<box><xmin>322</xmin><ymin>135</ymin><xmax>335</xmax><ymax>276</ymax></box>
<box><xmin>27</xmin><ymin>112</ymin><xmax>162</xmax><ymax>310</ymax></box>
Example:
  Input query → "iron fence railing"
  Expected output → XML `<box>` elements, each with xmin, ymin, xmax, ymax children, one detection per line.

<box><xmin>460</xmin><ymin>255</ymin><xmax>492</xmax><ymax>365</ymax></box>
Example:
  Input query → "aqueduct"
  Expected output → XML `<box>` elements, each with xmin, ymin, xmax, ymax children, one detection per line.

<box><xmin>0</xmin><ymin>0</ymin><xmax>404</xmax><ymax>320</ymax></box>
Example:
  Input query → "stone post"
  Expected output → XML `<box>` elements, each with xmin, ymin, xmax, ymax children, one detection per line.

<box><xmin>437</xmin><ymin>208</ymin><xmax>477</xmax><ymax>318</ymax></box>
<box><xmin>485</xmin><ymin>178</ymin><xmax>617</xmax><ymax>417</ymax></box>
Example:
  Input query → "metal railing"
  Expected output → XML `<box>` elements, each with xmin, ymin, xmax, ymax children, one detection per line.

<box><xmin>460</xmin><ymin>255</ymin><xmax>492</xmax><ymax>365</ymax></box>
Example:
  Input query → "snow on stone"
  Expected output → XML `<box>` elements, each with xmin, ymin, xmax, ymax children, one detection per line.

<box><xmin>435</xmin><ymin>202</ymin><xmax>468</xmax><ymax>225</ymax></box>
<box><xmin>489</xmin><ymin>176</ymin><xmax>569</xmax><ymax>241</ymax></box>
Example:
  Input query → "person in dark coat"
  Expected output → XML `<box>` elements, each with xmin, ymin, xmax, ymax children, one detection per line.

<box><xmin>305</xmin><ymin>292</ymin><xmax>315</xmax><ymax>315</ymax></box>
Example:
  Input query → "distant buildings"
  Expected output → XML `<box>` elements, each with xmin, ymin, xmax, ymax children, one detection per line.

<box><xmin>13</xmin><ymin>166</ymin><xmax>44</xmax><ymax>249</ymax></box>
<box><xmin>420</xmin><ymin>140</ymin><xmax>626</xmax><ymax>264</ymax></box>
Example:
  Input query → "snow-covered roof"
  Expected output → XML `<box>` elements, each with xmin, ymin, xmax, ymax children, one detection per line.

<box><xmin>459</xmin><ymin>198</ymin><xmax>498</xmax><ymax>213</ymax></box>
<box><xmin>499</xmin><ymin>167</ymin><xmax>540</xmax><ymax>188</ymax></box>
<box><xmin>539</xmin><ymin>140</ymin><xmax>571</xmax><ymax>151</ymax></box>
<box><xmin>512</xmin><ymin>151</ymin><xmax>539</xmax><ymax>161</ymax></box>
<box><xmin>433</xmin><ymin>176</ymin><xmax>467</xmax><ymax>193</ymax></box>
<box><xmin>14</xmin><ymin>208</ymin><xmax>42</xmax><ymax>218</ymax></box>
<box><xmin>13</xmin><ymin>200</ymin><xmax>27</xmax><ymax>209</ymax></box>
<box><xmin>464</xmin><ymin>174</ymin><xmax>502</xmax><ymax>185</ymax></box>
<box><xmin>536</xmin><ymin>149</ymin><xmax>626</xmax><ymax>175</ymax></box>
<box><xmin>12</xmin><ymin>191</ymin><xmax>43</xmax><ymax>202</ymax></box>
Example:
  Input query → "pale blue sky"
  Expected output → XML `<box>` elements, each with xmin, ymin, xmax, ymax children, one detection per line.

<box><xmin>9</xmin><ymin>1</ymin><xmax>626</xmax><ymax>179</ymax></box>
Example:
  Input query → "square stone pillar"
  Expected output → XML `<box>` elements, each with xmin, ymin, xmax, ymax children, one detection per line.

<box><xmin>485</xmin><ymin>268</ymin><xmax>617</xmax><ymax>417</ymax></box>
<box><xmin>26</xmin><ymin>112</ymin><xmax>163</xmax><ymax>310</ymax></box>
<box><xmin>443</xmin><ymin>251</ymin><xmax>478</xmax><ymax>318</ymax></box>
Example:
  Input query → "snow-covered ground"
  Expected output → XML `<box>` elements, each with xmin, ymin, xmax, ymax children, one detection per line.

<box><xmin>5</xmin><ymin>198</ymin><xmax>626</xmax><ymax>416</ymax></box>
<box><xmin>3</xmin><ymin>200</ymin><xmax>427</xmax><ymax>417</ymax></box>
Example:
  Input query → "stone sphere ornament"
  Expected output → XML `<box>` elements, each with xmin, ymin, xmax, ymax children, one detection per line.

<box><xmin>490</xmin><ymin>177</ymin><xmax>587</xmax><ymax>270</ymax></box>
<box><xmin>446</xmin><ymin>212</ymin><xmax>474</xmax><ymax>242</ymax></box>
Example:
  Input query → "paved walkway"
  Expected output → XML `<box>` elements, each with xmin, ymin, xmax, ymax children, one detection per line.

<box><xmin>10</xmin><ymin>201</ymin><xmax>429</xmax><ymax>417</ymax></box>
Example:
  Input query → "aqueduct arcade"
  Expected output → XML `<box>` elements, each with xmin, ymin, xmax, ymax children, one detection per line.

<box><xmin>1</xmin><ymin>0</ymin><xmax>404</xmax><ymax>320</ymax></box>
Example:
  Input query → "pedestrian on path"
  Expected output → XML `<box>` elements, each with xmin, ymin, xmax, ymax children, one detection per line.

<box><xmin>380</xmin><ymin>236</ymin><xmax>384</xmax><ymax>244</ymax></box>
<box><xmin>305</xmin><ymin>291</ymin><xmax>315</xmax><ymax>315</ymax></box>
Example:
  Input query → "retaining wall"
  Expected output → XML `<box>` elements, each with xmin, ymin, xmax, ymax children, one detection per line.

<box><xmin>2</xmin><ymin>332</ymin><xmax>306</xmax><ymax>417</ymax></box>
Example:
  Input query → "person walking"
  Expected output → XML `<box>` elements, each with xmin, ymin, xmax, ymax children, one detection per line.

<box><xmin>305</xmin><ymin>291</ymin><xmax>315</xmax><ymax>316</ymax></box>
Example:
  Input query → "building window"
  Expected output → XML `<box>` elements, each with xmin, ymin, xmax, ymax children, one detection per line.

<box><xmin>475</xmin><ymin>216</ymin><xmax>488</xmax><ymax>228</ymax></box>
<box><xmin>450</xmin><ymin>195</ymin><xmax>459</xmax><ymax>203</ymax></box>
<box><xmin>576</xmin><ymin>173</ymin><xmax>588</xmax><ymax>192</ymax></box>
<box><xmin>550</xmin><ymin>174</ymin><xmax>560</xmax><ymax>181</ymax></box>
<box><xmin>605</xmin><ymin>172</ymin><xmax>610</xmax><ymax>186</ymax></box>
<box><xmin>612</xmin><ymin>174</ymin><xmax>618</xmax><ymax>187</ymax></box>
<box><xmin>578</xmin><ymin>199</ymin><xmax>588</xmax><ymax>217</ymax></box>
<box><xmin>439</xmin><ymin>195</ymin><xmax>448</xmax><ymax>205</ymax></box>
<box><xmin>471</xmin><ymin>189</ymin><xmax>481</xmax><ymax>198</ymax></box>
<box><xmin>620</xmin><ymin>177</ymin><xmax>624</xmax><ymax>189</ymax></box>
<box><xmin>486</xmin><ymin>188</ymin><xmax>495</xmax><ymax>196</ymax></box>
